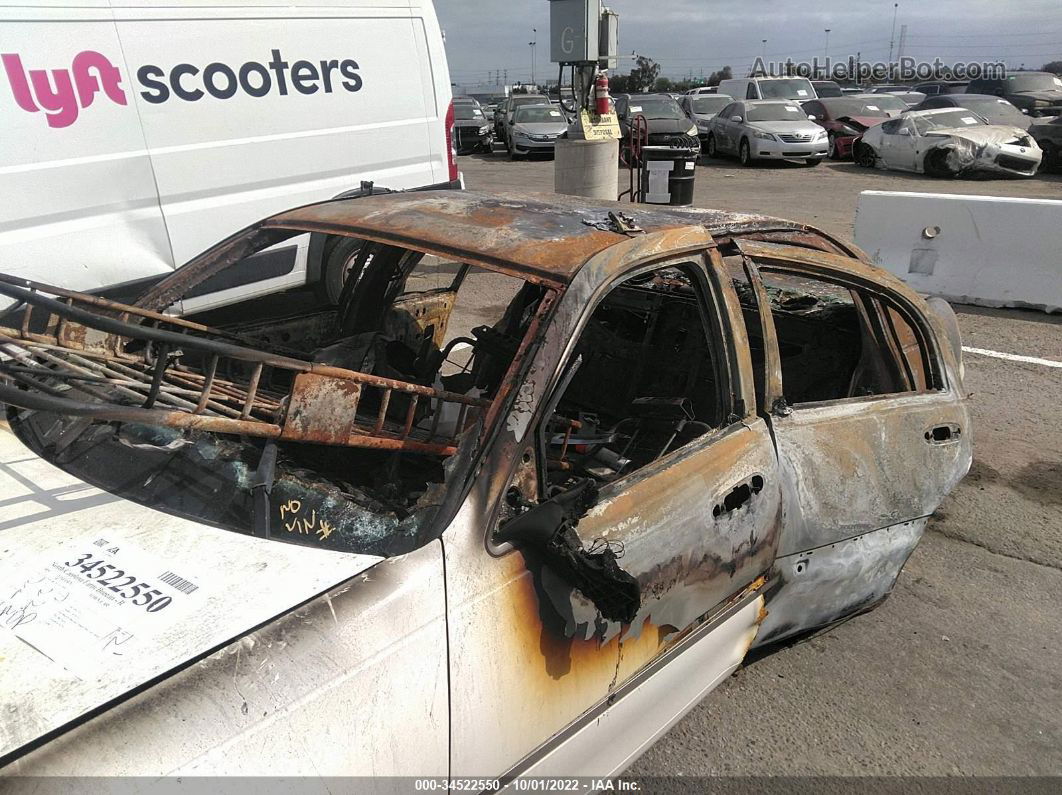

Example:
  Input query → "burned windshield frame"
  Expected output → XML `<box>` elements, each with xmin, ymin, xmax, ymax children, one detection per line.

<box><xmin>4</xmin><ymin>222</ymin><xmax>556</xmax><ymax>559</ymax></box>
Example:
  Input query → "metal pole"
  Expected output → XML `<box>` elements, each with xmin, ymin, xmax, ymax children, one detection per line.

<box><xmin>824</xmin><ymin>29</ymin><xmax>831</xmax><ymax>78</ymax></box>
<box><xmin>530</xmin><ymin>27</ymin><xmax>537</xmax><ymax>85</ymax></box>
<box><xmin>889</xmin><ymin>3</ymin><xmax>899</xmax><ymax>65</ymax></box>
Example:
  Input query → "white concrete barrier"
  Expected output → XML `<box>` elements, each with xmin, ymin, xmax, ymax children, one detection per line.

<box><xmin>853</xmin><ymin>190</ymin><xmax>1062</xmax><ymax>313</ymax></box>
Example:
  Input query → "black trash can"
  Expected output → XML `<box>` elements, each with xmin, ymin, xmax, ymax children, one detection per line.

<box><xmin>638</xmin><ymin>145</ymin><xmax>698</xmax><ymax>206</ymax></box>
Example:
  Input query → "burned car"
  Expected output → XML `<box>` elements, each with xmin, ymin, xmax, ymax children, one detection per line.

<box><xmin>854</xmin><ymin>108</ymin><xmax>1042</xmax><ymax>177</ymax></box>
<box><xmin>0</xmin><ymin>191</ymin><xmax>971</xmax><ymax>779</ymax></box>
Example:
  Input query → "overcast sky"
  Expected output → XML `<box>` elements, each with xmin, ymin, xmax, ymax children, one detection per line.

<box><xmin>436</xmin><ymin>1</ymin><xmax>1062</xmax><ymax>87</ymax></box>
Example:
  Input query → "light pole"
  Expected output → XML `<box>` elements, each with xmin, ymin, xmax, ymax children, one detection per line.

<box><xmin>823</xmin><ymin>29</ymin><xmax>831</xmax><ymax>78</ymax></box>
<box><xmin>889</xmin><ymin>3</ymin><xmax>899</xmax><ymax>65</ymax></box>
<box><xmin>761</xmin><ymin>39</ymin><xmax>767</xmax><ymax>71</ymax></box>
<box><xmin>529</xmin><ymin>27</ymin><xmax>536</xmax><ymax>85</ymax></box>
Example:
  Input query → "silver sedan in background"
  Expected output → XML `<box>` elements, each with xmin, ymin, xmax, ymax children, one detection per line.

<box><xmin>507</xmin><ymin>104</ymin><xmax>568</xmax><ymax>159</ymax></box>
<box><xmin>704</xmin><ymin>100</ymin><xmax>828</xmax><ymax>166</ymax></box>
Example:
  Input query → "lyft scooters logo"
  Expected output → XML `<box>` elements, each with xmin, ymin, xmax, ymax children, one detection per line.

<box><xmin>2</xmin><ymin>50</ymin><xmax>127</xmax><ymax>128</ymax></box>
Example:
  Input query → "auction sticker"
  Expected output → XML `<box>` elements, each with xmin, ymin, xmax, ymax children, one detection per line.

<box><xmin>0</xmin><ymin>534</ymin><xmax>204</xmax><ymax>679</ymax></box>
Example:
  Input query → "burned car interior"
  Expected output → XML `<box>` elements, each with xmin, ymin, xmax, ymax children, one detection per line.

<box><xmin>0</xmin><ymin>232</ymin><xmax>546</xmax><ymax>558</ymax></box>
<box><xmin>540</xmin><ymin>263</ymin><xmax>727</xmax><ymax>488</ymax></box>
<box><xmin>722</xmin><ymin>248</ymin><xmax>940</xmax><ymax>409</ymax></box>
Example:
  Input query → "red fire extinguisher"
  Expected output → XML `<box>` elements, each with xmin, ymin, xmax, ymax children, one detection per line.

<box><xmin>595</xmin><ymin>70</ymin><xmax>611</xmax><ymax>116</ymax></box>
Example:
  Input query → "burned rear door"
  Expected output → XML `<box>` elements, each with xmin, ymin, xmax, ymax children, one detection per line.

<box><xmin>443</xmin><ymin>230</ymin><xmax>782</xmax><ymax>778</ymax></box>
<box><xmin>732</xmin><ymin>238</ymin><xmax>971</xmax><ymax>645</ymax></box>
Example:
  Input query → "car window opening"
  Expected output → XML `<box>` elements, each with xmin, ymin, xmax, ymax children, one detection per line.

<box><xmin>541</xmin><ymin>264</ymin><xmax>726</xmax><ymax>493</ymax></box>
<box><xmin>0</xmin><ymin>238</ymin><xmax>546</xmax><ymax>557</ymax></box>
<box><xmin>725</xmin><ymin>255</ymin><xmax>934</xmax><ymax>407</ymax></box>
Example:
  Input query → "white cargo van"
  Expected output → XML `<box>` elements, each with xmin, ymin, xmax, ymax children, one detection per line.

<box><xmin>0</xmin><ymin>0</ymin><xmax>458</xmax><ymax>310</ymax></box>
<box><xmin>719</xmin><ymin>76</ymin><xmax>818</xmax><ymax>102</ymax></box>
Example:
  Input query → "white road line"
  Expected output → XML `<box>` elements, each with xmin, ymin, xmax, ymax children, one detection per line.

<box><xmin>962</xmin><ymin>346</ymin><xmax>1062</xmax><ymax>369</ymax></box>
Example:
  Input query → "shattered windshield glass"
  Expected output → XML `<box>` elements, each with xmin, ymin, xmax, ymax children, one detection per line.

<box><xmin>1</xmin><ymin>235</ymin><xmax>546</xmax><ymax>558</ymax></box>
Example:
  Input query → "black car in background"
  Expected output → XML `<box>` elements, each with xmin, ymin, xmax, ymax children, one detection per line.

<box><xmin>1031</xmin><ymin>115</ymin><xmax>1062</xmax><ymax>171</ymax></box>
<box><xmin>811</xmin><ymin>80</ymin><xmax>843</xmax><ymax>98</ymax></box>
<box><xmin>915</xmin><ymin>81</ymin><xmax>969</xmax><ymax>96</ymax></box>
<box><xmin>614</xmin><ymin>93</ymin><xmax>699</xmax><ymax>162</ymax></box>
<box><xmin>967</xmin><ymin>72</ymin><xmax>1062</xmax><ymax>118</ymax></box>
<box><xmin>453</xmin><ymin>103</ymin><xmax>493</xmax><ymax>154</ymax></box>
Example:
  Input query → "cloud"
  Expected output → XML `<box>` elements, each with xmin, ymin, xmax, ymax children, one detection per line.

<box><xmin>436</xmin><ymin>0</ymin><xmax>1062</xmax><ymax>86</ymax></box>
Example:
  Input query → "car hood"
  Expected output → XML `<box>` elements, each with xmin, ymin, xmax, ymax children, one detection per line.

<box><xmin>925</xmin><ymin>124</ymin><xmax>1031</xmax><ymax>145</ymax></box>
<box><xmin>749</xmin><ymin>120</ymin><xmax>821</xmax><ymax>135</ymax></box>
<box><xmin>513</xmin><ymin>121</ymin><xmax>568</xmax><ymax>134</ymax></box>
<box><xmin>835</xmin><ymin>115</ymin><xmax>889</xmax><ymax>131</ymax></box>
<box><xmin>0</xmin><ymin>425</ymin><xmax>382</xmax><ymax>765</ymax></box>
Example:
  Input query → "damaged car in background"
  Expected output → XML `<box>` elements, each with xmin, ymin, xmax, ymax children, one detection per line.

<box><xmin>854</xmin><ymin>108</ymin><xmax>1042</xmax><ymax>177</ymax></box>
<box><xmin>0</xmin><ymin>191</ymin><xmax>971</xmax><ymax>780</ymax></box>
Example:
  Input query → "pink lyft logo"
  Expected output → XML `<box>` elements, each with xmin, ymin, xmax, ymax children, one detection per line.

<box><xmin>2</xmin><ymin>51</ymin><xmax>126</xmax><ymax>128</ymax></box>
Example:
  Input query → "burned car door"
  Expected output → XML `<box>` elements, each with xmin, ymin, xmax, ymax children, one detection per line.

<box><xmin>732</xmin><ymin>238</ymin><xmax>971</xmax><ymax>646</ymax></box>
<box><xmin>444</xmin><ymin>231</ymin><xmax>782</xmax><ymax>777</ymax></box>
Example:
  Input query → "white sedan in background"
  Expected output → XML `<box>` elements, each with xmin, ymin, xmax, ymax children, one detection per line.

<box><xmin>854</xmin><ymin>108</ymin><xmax>1042</xmax><ymax>178</ymax></box>
<box><xmin>704</xmin><ymin>100</ymin><xmax>829</xmax><ymax>166</ymax></box>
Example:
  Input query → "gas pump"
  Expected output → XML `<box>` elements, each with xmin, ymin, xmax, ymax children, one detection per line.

<box><xmin>549</xmin><ymin>1</ymin><xmax>621</xmax><ymax>199</ymax></box>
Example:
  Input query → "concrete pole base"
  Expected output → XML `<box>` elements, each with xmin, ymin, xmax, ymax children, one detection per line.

<box><xmin>554</xmin><ymin>138</ymin><xmax>619</xmax><ymax>201</ymax></box>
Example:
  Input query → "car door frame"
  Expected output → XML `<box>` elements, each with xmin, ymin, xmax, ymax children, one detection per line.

<box><xmin>731</xmin><ymin>237</ymin><xmax>971</xmax><ymax>646</ymax></box>
<box><xmin>442</xmin><ymin>227</ymin><xmax>782</xmax><ymax>778</ymax></box>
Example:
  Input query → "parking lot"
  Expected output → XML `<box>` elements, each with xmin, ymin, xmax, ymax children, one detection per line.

<box><xmin>460</xmin><ymin>151</ymin><xmax>1062</xmax><ymax>777</ymax></box>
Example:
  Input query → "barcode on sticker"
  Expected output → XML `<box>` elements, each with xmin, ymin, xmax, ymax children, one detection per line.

<box><xmin>159</xmin><ymin>571</ymin><xmax>198</xmax><ymax>594</ymax></box>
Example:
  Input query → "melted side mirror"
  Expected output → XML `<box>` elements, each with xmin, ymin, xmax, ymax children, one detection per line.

<box><xmin>494</xmin><ymin>478</ymin><xmax>640</xmax><ymax>625</ymax></box>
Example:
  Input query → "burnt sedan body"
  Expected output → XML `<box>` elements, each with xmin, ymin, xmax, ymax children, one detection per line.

<box><xmin>0</xmin><ymin>191</ymin><xmax>970</xmax><ymax>779</ymax></box>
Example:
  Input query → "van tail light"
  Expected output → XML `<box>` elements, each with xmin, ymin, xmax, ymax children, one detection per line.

<box><xmin>444</xmin><ymin>99</ymin><xmax>459</xmax><ymax>183</ymax></box>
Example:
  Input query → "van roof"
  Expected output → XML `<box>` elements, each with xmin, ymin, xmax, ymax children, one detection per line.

<box><xmin>265</xmin><ymin>190</ymin><xmax>846</xmax><ymax>286</ymax></box>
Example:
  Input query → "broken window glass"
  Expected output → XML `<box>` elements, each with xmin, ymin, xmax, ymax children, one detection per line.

<box><xmin>0</xmin><ymin>237</ymin><xmax>546</xmax><ymax>558</ymax></box>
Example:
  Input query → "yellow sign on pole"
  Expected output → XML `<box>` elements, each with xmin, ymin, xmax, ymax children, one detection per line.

<box><xmin>579</xmin><ymin>109</ymin><xmax>621</xmax><ymax>141</ymax></box>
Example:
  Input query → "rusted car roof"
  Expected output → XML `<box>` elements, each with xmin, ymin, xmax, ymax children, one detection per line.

<box><xmin>265</xmin><ymin>190</ymin><xmax>825</xmax><ymax>286</ymax></box>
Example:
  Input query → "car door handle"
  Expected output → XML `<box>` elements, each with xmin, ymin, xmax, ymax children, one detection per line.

<box><xmin>925</xmin><ymin>423</ymin><xmax>961</xmax><ymax>444</ymax></box>
<box><xmin>713</xmin><ymin>474</ymin><xmax>765</xmax><ymax>518</ymax></box>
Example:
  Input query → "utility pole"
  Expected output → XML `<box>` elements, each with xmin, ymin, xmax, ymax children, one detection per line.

<box><xmin>888</xmin><ymin>3</ymin><xmax>899</xmax><ymax>64</ymax></box>
<box><xmin>529</xmin><ymin>27</ymin><xmax>537</xmax><ymax>85</ymax></box>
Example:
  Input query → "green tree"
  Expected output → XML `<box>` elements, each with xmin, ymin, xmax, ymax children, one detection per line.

<box><xmin>654</xmin><ymin>76</ymin><xmax>673</xmax><ymax>92</ymax></box>
<box><xmin>707</xmin><ymin>65</ymin><xmax>732</xmax><ymax>87</ymax></box>
<box><xmin>630</xmin><ymin>55</ymin><xmax>661</xmax><ymax>93</ymax></box>
<box><xmin>1044</xmin><ymin>60</ymin><xmax>1062</xmax><ymax>75</ymax></box>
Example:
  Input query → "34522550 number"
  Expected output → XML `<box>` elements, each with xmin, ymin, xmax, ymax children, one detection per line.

<box><xmin>63</xmin><ymin>553</ymin><xmax>172</xmax><ymax>612</ymax></box>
